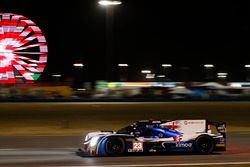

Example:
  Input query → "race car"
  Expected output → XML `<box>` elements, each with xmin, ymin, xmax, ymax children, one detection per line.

<box><xmin>77</xmin><ymin>119</ymin><xmax>226</xmax><ymax>156</ymax></box>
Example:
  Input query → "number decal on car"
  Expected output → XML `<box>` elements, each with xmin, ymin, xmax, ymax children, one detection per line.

<box><xmin>133</xmin><ymin>142</ymin><xmax>143</xmax><ymax>152</ymax></box>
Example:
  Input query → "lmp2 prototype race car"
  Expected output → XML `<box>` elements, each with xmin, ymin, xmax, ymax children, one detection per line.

<box><xmin>77</xmin><ymin>119</ymin><xmax>226</xmax><ymax>156</ymax></box>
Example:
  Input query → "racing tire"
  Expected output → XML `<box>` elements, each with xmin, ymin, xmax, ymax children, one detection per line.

<box><xmin>194</xmin><ymin>135</ymin><xmax>214</xmax><ymax>154</ymax></box>
<box><xmin>105</xmin><ymin>137</ymin><xmax>126</xmax><ymax>156</ymax></box>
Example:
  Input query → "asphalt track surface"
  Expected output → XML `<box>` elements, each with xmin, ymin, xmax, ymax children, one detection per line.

<box><xmin>0</xmin><ymin>132</ymin><xmax>250</xmax><ymax>167</ymax></box>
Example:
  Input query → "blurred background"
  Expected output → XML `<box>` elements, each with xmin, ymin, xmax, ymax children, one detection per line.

<box><xmin>0</xmin><ymin>0</ymin><xmax>249</xmax><ymax>102</ymax></box>
<box><xmin>1</xmin><ymin>81</ymin><xmax>250</xmax><ymax>101</ymax></box>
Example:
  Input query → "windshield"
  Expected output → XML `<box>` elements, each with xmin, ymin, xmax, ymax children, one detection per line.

<box><xmin>116</xmin><ymin>125</ymin><xmax>134</xmax><ymax>134</ymax></box>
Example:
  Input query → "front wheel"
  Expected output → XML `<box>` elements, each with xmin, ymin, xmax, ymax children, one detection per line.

<box><xmin>194</xmin><ymin>135</ymin><xmax>214</xmax><ymax>154</ymax></box>
<box><xmin>105</xmin><ymin>137</ymin><xmax>125</xmax><ymax>156</ymax></box>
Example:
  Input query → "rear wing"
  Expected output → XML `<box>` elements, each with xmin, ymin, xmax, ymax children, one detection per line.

<box><xmin>207</xmin><ymin>121</ymin><xmax>226</xmax><ymax>138</ymax></box>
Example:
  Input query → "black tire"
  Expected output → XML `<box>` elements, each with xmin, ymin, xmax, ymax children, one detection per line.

<box><xmin>105</xmin><ymin>137</ymin><xmax>126</xmax><ymax>156</ymax></box>
<box><xmin>194</xmin><ymin>135</ymin><xmax>214</xmax><ymax>154</ymax></box>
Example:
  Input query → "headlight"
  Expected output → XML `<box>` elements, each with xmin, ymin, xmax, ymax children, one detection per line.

<box><xmin>89</xmin><ymin>136</ymin><xmax>100</xmax><ymax>147</ymax></box>
<box><xmin>85</xmin><ymin>135</ymin><xmax>89</xmax><ymax>142</ymax></box>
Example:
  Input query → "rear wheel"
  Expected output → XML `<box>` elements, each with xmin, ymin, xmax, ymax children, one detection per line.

<box><xmin>194</xmin><ymin>135</ymin><xmax>214</xmax><ymax>154</ymax></box>
<box><xmin>105</xmin><ymin>137</ymin><xmax>125</xmax><ymax>156</ymax></box>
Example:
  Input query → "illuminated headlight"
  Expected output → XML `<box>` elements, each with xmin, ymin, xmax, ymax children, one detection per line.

<box><xmin>84</xmin><ymin>135</ymin><xmax>89</xmax><ymax>142</ymax></box>
<box><xmin>89</xmin><ymin>136</ymin><xmax>100</xmax><ymax>147</ymax></box>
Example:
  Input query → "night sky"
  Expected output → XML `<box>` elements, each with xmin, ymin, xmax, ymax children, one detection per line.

<box><xmin>0</xmin><ymin>0</ymin><xmax>249</xmax><ymax>82</ymax></box>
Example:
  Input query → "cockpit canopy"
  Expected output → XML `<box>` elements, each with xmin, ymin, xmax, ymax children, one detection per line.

<box><xmin>116</xmin><ymin>120</ymin><xmax>181</xmax><ymax>138</ymax></box>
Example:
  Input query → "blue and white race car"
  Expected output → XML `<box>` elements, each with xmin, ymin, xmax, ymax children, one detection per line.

<box><xmin>77</xmin><ymin>119</ymin><xmax>226</xmax><ymax>156</ymax></box>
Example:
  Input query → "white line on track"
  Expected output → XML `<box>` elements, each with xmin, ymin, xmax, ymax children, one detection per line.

<box><xmin>56</xmin><ymin>161</ymin><xmax>250</xmax><ymax>167</ymax></box>
<box><xmin>0</xmin><ymin>148</ymin><xmax>76</xmax><ymax>156</ymax></box>
<box><xmin>0</xmin><ymin>148</ymin><xmax>75</xmax><ymax>150</ymax></box>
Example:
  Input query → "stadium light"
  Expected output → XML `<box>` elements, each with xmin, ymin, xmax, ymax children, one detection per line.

<box><xmin>52</xmin><ymin>74</ymin><xmax>61</xmax><ymax>77</ymax></box>
<box><xmin>162</xmin><ymin>64</ymin><xmax>172</xmax><ymax>67</ymax></box>
<box><xmin>204</xmin><ymin>64</ymin><xmax>214</xmax><ymax>68</ymax></box>
<box><xmin>146</xmin><ymin>73</ymin><xmax>155</xmax><ymax>79</ymax></box>
<box><xmin>217</xmin><ymin>75</ymin><xmax>227</xmax><ymax>78</ymax></box>
<box><xmin>77</xmin><ymin>88</ymin><xmax>86</xmax><ymax>91</ymax></box>
<box><xmin>118</xmin><ymin>64</ymin><xmax>128</xmax><ymax>81</ymax></box>
<box><xmin>156</xmin><ymin>75</ymin><xmax>166</xmax><ymax>78</ymax></box>
<box><xmin>98</xmin><ymin>0</ymin><xmax>122</xmax><ymax>6</ymax></box>
<box><xmin>141</xmin><ymin>70</ymin><xmax>151</xmax><ymax>74</ymax></box>
<box><xmin>217</xmin><ymin>72</ymin><xmax>228</xmax><ymax>76</ymax></box>
<box><xmin>73</xmin><ymin>63</ymin><xmax>84</xmax><ymax>67</ymax></box>
<box><xmin>118</xmin><ymin>64</ymin><xmax>128</xmax><ymax>67</ymax></box>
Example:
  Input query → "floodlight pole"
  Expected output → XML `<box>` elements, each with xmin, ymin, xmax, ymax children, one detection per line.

<box><xmin>99</xmin><ymin>1</ymin><xmax>122</xmax><ymax>82</ymax></box>
<box><xmin>105</xmin><ymin>6</ymin><xmax>114</xmax><ymax>81</ymax></box>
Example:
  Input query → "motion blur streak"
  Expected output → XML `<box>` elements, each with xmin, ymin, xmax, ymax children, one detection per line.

<box><xmin>54</xmin><ymin>161</ymin><xmax>250</xmax><ymax>167</ymax></box>
<box><xmin>0</xmin><ymin>133</ymin><xmax>249</xmax><ymax>166</ymax></box>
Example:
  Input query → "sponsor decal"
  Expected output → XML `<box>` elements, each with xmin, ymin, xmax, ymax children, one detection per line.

<box><xmin>174</xmin><ymin>136</ymin><xmax>182</xmax><ymax>142</ymax></box>
<box><xmin>184</xmin><ymin>121</ymin><xmax>204</xmax><ymax>125</ymax></box>
<box><xmin>148</xmin><ymin>149</ymin><xmax>157</xmax><ymax>152</ymax></box>
<box><xmin>176</xmin><ymin>142</ymin><xmax>193</xmax><ymax>148</ymax></box>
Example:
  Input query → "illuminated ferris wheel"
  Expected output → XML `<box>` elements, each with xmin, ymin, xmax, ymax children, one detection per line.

<box><xmin>0</xmin><ymin>13</ymin><xmax>48</xmax><ymax>84</ymax></box>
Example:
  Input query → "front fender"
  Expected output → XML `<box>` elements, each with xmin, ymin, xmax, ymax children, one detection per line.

<box><xmin>97</xmin><ymin>137</ymin><xmax>108</xmax><ymax>156</ymax></box>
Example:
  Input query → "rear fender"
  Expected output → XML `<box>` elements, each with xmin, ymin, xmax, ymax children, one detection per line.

<box><xmin>207</xmin><ymin>121</ymin><xmax>226</xmax><ymax>151</ymax></box>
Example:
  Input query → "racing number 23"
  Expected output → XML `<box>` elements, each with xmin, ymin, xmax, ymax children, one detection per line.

<box><xmin>133</xmin><ymin>142</ymin><xmax>143</xmax><ymax>152</ymax></box>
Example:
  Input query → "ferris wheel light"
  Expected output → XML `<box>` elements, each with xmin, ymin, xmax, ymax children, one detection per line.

<box><xmin>24</xmin><ymin>72</ymin><xmax>33</xmax><ymax>75</ymax></box>
<box><xmin>0</xmin><ymin>13</ymin><xmax>48</xmax><ymax>84</ymax></box>
<box><xmin>15</xmin><ymin>75</ymin><xmax>24</xmax><ymax>78</ymax></box>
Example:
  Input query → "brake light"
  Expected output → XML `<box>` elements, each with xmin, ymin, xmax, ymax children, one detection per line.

<box><xmin>207</xmin><ymin>124</ymin><xmax>212</xmax><ymax>133</ymax></box>
<box><xmin>207</xmin><ymin>124</ymin><xmax>211</xmax><ymax>130</ymax></box>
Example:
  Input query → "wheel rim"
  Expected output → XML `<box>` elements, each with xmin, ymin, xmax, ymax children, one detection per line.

<box><xmin>197</xmin><ymin>137</ymin><xmax>213</xmax><ymax>153</ymax></box>
<box><xmin>106</xmin><ymin>138</ymin><xmax>124</xmax><ymax>155</ymax></box>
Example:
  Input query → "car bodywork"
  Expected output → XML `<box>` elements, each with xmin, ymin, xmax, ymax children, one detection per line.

<box><xmin>77</xmin><ymin>120</ymin><xmax>226</xmax><ymax>156</ymax></box>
